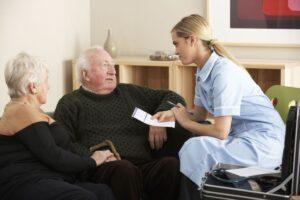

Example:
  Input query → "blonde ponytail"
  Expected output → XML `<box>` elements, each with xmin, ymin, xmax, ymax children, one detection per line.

<box><xmin>172</xmin><ymin>14</ymin><xmax>244</xmax><ymax>68</ymax></box>
<box><xmin>210</xmin><ymin>41</ymin><xmax>242</xmax><ymax>67</ymax></box>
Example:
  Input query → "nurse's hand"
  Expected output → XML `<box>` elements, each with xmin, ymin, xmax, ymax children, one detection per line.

<box><xmin>172</xmin><ymin>103</ymin><xmax>191</xmax><ymax>126</ymax></box>
<box><xmin>152</xmin><ymin>110</ymin><xmax>175</xmax><ymax>122</ymax></box>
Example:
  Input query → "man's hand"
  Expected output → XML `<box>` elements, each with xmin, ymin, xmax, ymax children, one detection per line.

<box><xmin>90</xmin><ymin>150</ymin><xmax>114</xmax><ymax>166</ymax></box>
<box><xmin>148</xmin><ymin>126</ymin><xmax>167</xmax><ymax>150</ymax></box>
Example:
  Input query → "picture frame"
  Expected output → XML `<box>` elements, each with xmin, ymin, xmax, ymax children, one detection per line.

<box><xmin>206</xmin><ymin>0</ymin><xmax>300</xmax><ymax>47</ymax></box>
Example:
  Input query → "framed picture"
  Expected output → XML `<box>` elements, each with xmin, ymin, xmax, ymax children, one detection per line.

<box><xmin>206</xmin><ymin>0</ymin><xmax>300</xmax><ymax>47</ymax></box>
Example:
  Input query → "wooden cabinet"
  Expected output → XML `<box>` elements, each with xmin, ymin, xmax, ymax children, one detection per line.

<box><xmin>73</xmin><ymin>57</ymin><xmax>300</xmax><ymax>108</ymax></box>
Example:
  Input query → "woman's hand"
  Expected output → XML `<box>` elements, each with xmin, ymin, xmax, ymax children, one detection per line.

<box><xmin>48</xmin><ymin>117</ymin><xmax>55</xmax><ymax>124</ymax></box>
<box><xmin>105</xmin><ymin>155</ymin><xmax>117</xmax><ymax>162</ymax></box>
<box><xmin>152</xmin><ymin>110</ymin><xmax>175</xmax><ymax>122</ymax></box>
<box><xmin>90</xmin><ymin>150</ymin><xmax>115</xmax><ymax>166</ymax></box>
<box><xmin>171</xmin><ymin>103</ymin><xmax>192</xmax><ymax>127</ymax></box>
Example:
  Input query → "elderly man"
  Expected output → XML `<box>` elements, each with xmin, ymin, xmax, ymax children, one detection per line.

<box><xmin>54</xmin><ymin>46</ymin><xmax>190</xmax><ymax>200</ymax></box>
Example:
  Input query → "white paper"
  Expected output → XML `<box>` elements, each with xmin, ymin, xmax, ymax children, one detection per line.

<box><xmin>132</xmin><ymin>107</ymin><xmax>175</xmax><ymax>128</ymax></box>
<box><xmin>226</xmin><ymin>166</ymin><xmax>280</xmax><ymax>178</ymax></box>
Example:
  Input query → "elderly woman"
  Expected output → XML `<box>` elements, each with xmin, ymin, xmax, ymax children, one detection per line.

<box><xmin>0</xmin><ymin>53</ymin><xmax>116</xmax><ymax>200</ymax></box>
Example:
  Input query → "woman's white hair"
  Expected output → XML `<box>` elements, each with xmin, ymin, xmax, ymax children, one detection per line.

<box><xmin>5</xmin><ymin>52</ymin><xmax>48</xmax><ymax>98</ymax></box>
<box><xmin>76</xmin><ymin>45</ymin><xmax>104</xmax><ymax>83</ymax></box>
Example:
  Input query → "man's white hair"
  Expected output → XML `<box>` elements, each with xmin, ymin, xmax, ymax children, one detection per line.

<box><xmin>76</xmin><ymin>45</ymin><xmax>104</xmax><ymax>83</ymax></box>
<box><xmin>5</xmin><ymin>52</ymin><xmax>48</xmax><ymax>98</ymax></box>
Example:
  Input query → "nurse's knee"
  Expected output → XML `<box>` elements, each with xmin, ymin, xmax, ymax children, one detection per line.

<box><xmin>180</xmin><ymin>136</ymin><xmax>211</xmax><ymax>157</ymax></box>
<box><xmin>184</xmin><ymin>136</ymin><xmax>212</xmax><ymax>147</ymax></box>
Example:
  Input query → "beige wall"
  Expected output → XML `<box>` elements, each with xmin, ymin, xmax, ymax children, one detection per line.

<box><xmin>91</xmin><ymin>0</ymin><xmax>204</xmax><ymax>56</ymax></box>
<box><xmin>226</xmin><ymin>46</ymin><xmax>300</xmax><ymax>60</ymax></box>
<box><xmin>90</xmin><ymin>0</ymin><xmax>300</xmax><ymax>60</ymax></box>
<box><xmin>0</xmin><ymin>0</ymin><xmax>90</xmax><ymax>113</ymax></box>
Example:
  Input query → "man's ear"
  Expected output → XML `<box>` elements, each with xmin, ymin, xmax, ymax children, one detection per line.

<box><xmin>28</xmin><ymin>82</ymin><xmax>38</xmax><ymax>94</ymax></box>
<box><xmin>82</xmin><ymin>69</ymin><xmax>90</xmax><ymax>82</ymax></box>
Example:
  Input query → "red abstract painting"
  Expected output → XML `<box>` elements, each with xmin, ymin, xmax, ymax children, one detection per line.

<box><xmin>231</xmin><ymin>0</ymin><xmax>300</xmax><ymax>29</ymax></box>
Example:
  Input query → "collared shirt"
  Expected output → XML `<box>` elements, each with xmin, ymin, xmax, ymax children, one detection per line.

<box><xmin>194</xmin><ymin>51</ymin><xmax>285</xmax><ymax>143</ymax></box>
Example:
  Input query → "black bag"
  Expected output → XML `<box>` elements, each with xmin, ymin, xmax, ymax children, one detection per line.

<box><xmin>201</xmin><ymin>164</ymin><xmax>289</xmax><ymax>200</ymax></box>
<box><xmin>201</xmin><ymin>104</ymin><xmax>300</xmax><ymax>200</ymax></box>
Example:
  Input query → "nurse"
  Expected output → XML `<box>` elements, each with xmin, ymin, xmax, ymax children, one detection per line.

<box><xmin>153</xmin><ymin>14</ymin><xmax>285</xmax><ymax>188</ymax></box>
